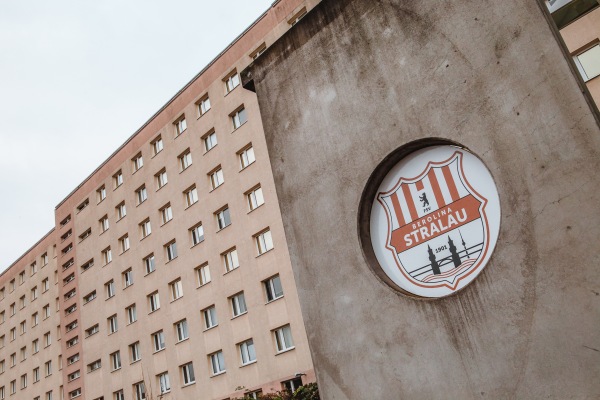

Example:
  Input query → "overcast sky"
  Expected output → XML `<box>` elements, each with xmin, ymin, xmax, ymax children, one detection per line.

<box><xmin>0</xmin><ymin>0</ymin><xmax>274</xmax><ymax>270</ymax></box>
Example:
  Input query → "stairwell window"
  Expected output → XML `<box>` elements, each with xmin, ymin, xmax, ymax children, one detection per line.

<box><xmin>224</xmin><ymin>70</ymin><xmax>240</xmax><ymax>94</ymax></box>
<box><xmin>231</xmin><ymin>106</ymin><xmax>247</xmax><ymax>130</ymax></box>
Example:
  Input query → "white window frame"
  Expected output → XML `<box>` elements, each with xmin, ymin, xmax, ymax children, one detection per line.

<box><xmin>265</xmin><ymin>275</ymin><xmax>284</xmax><ymax>302</ymax></box>
<box><xmin>239</xmin><ymin>339</ymin><xmax>256</xmax><ymax>365</ymax></box>
<box><xmin>179</xmin><ymin>150</ymin><xmax>192</xmax><ymax>171</ymax></box>
<box><xmin>158</xmin><ymin>372</ymin><xmax>171</xmax><ymax>394</ymax></box>
<box><xmin>196</xmin><ymin>263</ymin><xmax>211</xmax><ymax>286</ymax></box>
<box><xmin>152</xmin><ymin>331</ymin><xmax>165</xmax><ymax>352</ymax></box>
<box><xmin>203</xmin><ymin>306</ymin><xmax>218</xmax><ymax>330</ymax></box>
<box><xmin>216</xmin><ymin>207</ymin><xmax>231</xmax><ymax>230</ymax></box>
<box><xmin>181</xmin><ymin>362</ymin><xmax>195</xmax><ymax>385</ymax></box>
<box><xmin>209</xmin><ymin>351</ymin><xmax>226</xmax><ymax>375</ymax></box>
<box><xmin>223</xmin><ymin>248</ymin><xmax>239</xmax><ymax>272</ymax></box>
<box><xmin>239</xmin><ymin>145</ymin><xmax>256</xmax><ymax>169</ymax></box>
<box><xmin>165</xmin><ymin>241</ymin><xmax>178</xmax><ymax>261</ymax></box>
<box><xmin>573</xmin><ymin>43</ymin><xmax>600</xmax><ymax>82</ymax></box>
<box><xmin>255</xmin><ymin>229</ymin><xmax>274</xmax><ymax>255</ymax></box>
<box><xmin>144</xmin><ymin>254</ymin><xmax>155</xmax><ymax>274</ymax></box>
<box><xmin>203</xmin><ymin>130</ymin><xmax>217</xmax><ymax>152</ymax></box>
<box><xmin>247</xmin><ymin>186</ymin><xmax>265</xmax><ymax>211</ymax></box>
<box><xmin>209</xmin><ymin>167</ymin><xmax>224</xmax><ymax>190</ymax></box>
<box><xmin>191</xmin><ymin>223</ymin><xmax>204</xmax><ymax>246</ymax></box>
<box><xmin>184</xmin><ymin>186</ymin><xmax>199</xmax><ymax>207</ymax></box>
<box><xmin>160</xmin><ymin>204</ymin><xmax>173</xmax><ymax>224</ymax></box>
<box><xmin>230</xmin><ymin>292</ymin><xmax>247</xmax><ymax>317</ymax></box>
<box><xmin>198</xmin><ymin>95</ymin><xmax>211</xmax><ymax>116</ymax></box>
<box><xmin>231</xmin><ymin>107</ymin><xmax>247</xmax><ymax>130</ymax></box>
<box><xmin>274</xmin><ymin>325</ymin><xmax>295</xmax><ymax>353</ymax></box>
<box><xmin>170</xmin><ymin>279</ymin><xmax>183</xmax><ymax>301</ymax></box>
<box><xmin>175</xmin><ymin>319</ymin><xmax>189</xmax><ymax>342</ymax></box>
<box><xmin>149</xmin><ymin>292</ymin><xmax>160</xmax><ymax>312</ymax></box>
<box><xmin>224</xmin><ymin>71</ymin><xmax>240</xmax><ymax>93</ymax></box>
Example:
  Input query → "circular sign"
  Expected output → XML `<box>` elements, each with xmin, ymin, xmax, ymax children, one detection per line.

<box><xmin>369</xmin><ymin>145</ymin><xmax>500</xmax><ymax>298</ymax></box>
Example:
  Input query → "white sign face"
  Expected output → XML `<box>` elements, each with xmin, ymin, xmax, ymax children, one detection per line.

<box><xmin>370</xmin><ymin>146</ymin><xmax>500</xmax><ymax>298</ymax></box>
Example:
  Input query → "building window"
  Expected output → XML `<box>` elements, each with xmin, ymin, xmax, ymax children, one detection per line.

<box><xmin>106</xmin><ymin>313</ymin><xmax>118</xmax><ymax>333</ymax></box>
<box><xmin>69</xmin><ymin>388</ymin><xmax>82</xmax><ymax>399</ymax></box>
<box><xmin>9</xmin><ymin>381</ymin><xmax>15</xmax><ymax>395</ymax></box>
<box><xmin>114</xmin><ymin>390</ymin><xmax>125</xmax><ymax>400</ymax></box>
<box><xmin>20</xmin><ymin>374</ymin><xmax>27</xmax><ymax>389</ymax></box>
<box><xmin>209</xmin><ymin>166</ymin><xmax>224</xmax><ymax>190</ymax></box>
<box><xmin>288</xmin><ymin>7</ymin><xmax>307</xmax><ymax>26</ymax></box>
<box><xmin>247</xmin><ymin>185</ymin><xmax>265</xmax><ymax>211</ymax></box>
<box><xmin>129</xmin><ymin>341</ymin><xmax>141</xmax><ymax>363</ymax></box>
<box><xmin>209</xmin><ymin>351</ymin><xmax>226</xmax><ymax>375</ymax></box>
<box><xmin>33</xmin><ymin>367</ymin><xmax>40</xmax><ymax>382</ymax></box>
<box><xmin>61</xmin><ymin>229</ymin><xmax>72</xmax><ymax>242</ymax></box>
<box><xmin>83</xmin><ymin>290</ymin><xmax>96</xmax><ymax>304</ymax></box>
<box><xmin>216</xmin><ymin>206</ymin><xmax>231</xmax><ymax>230</ymax></box>
<box><xmin>239</xmin><ymin>339</ymin><xmax>256</xmax><ymax>365</ymax></box>
<box><xmin>148</xmin><ymin>291</ymin><xmax>160</xmax><ymax>312</ymax></box>
<box><xmin>264</xmin><ymin>275</ymin><xmax>284</xmax><ymax>302</ymax></box>
<box><xmin>174</xmin><ymin>115</ymin><xmax>187</xmax><ymax>137</ymax></box>
<box><xmin>224</xmin><ymin>70</ymin><xmax>240</xmax><ymax>93</ymax></box>
<box><xmin>160</xmin><ymin>203</ymin><xmax>173</xmax><ymax>224</ymax></box>
<box><xmin>574</xmin><ymin>44</ymin><xmax>600</xmax><ymax>82</ymax></box>
<box><xmin>45</xmin><ymin>359</ymin><xmax>52</xmax><ymax>375</ymax></box>
<box><xmin>97</xmin><ymin>185</ymin><xmax>107</xmax><ymax>203</ymax></box>
<box><xmin>134</xmin><ymin>382</ymin><xmax>146</xmax><ymax>400</ymax></box>
<box><xmin>110</xmin><ymin>351</ymin><xmax>121</xmax><ymax>371</ymax></box>
<box><xmin>66</xmin><ymin>336</ymin><xmax>79</xmax><ymax>348</ymax></box>
<box><xmin>65</xmin><ymin>303</ymin><xmax>77</xmax><ymax>316</ymax></box>
<box><xmin>79</xmin><ymin>228</ymin><xmax>92</xmax><ymax>242</ymax></box>
<box><xmin>274</xmin><ymin>325</ymin><xmax>295</xmax><ymax>353</ymax></box>
<box><xmin>67</xmin><ymin>370</ymin><xmax>80</xmax><ymax>382</ymax></box>
<box><xmin>126</xmin><ymin>304</ymin><xmax>137</xmax><ymax>324</ymax></box>
<box><xmin>152</xmin><ymin>330</ymin><xmax>165</xmax><ymax>352</ymax></box>
<box><xmin>123</xmin><ymin>269</ymin><xmax>133</xmax><ymax>288</ymax></box>
<box><xmin>283</xmin><ymin>377</ymin><xmax>304</xmax><ymax>393</ymax></box>
<box><xmin>81</xmin><ymin>259</ymin><xmax>94</xmax><ymax>273</ymax></box>
<box><xmin>43</xmin><ymin>304</ymin><xmax>50</xmax><ymax>319</ymax></box>
<box><xmin>46</xmin><ymin>391</ymin><xmax>53</xmax><ymax>400</ymax></box>
<box><xmin>239</xmin><ymin>145</ymin><xmax>256</xmax><ymax>170</ymax></box>
<box><xmin>105</xmin><ymin>280</ymin><xmax>115</xmax><ymax>299</ymax></box>
<box><xmin>197</xmin><ymin>95</ymin><xmax>211</xmax><ymax>116</ymax></box>
<box><xmin>158</xmin><ymin>372</ymin><xmax>171</xmax><ymax>394</ymax></box>
<box><xmin>230</xmin><ymin>292</ymin><xmax>248</xmax><ymax>317</ymax></box>
<box><xmin>144</xmin><ymin>254</ymin><xmax>155</xmax><ymax>274</ymax></box>
<box><xmin>250</xmin><ymin>42</ymin><xmax>267</xmax><ymax>60</ymax></box>
<box><xmin>119</xmin><ymin>234</ymin><xmax>130</xmax><ymax>253</ymax></box>
<box><xmin>87</xmin><ymin>359</ymin><xmax>101</xmax><ymax>373</ymax></box>
<box><xmin>203</xmin><ymin>305</ymin><xmax>218</xmax><ymax>330</ymax></box>
<box><xmin>255</xmin><ymin>229</ymin><xmax>274</xmax><ymax>255</ymax></box>
<box><xmin>117</xmin><ymin>202</ymin><xmax>127</xmax><ymax>220</ymax></box>
<box><xmin>65</xmin><ymin>320</ymin><xmax>77</xmax><ymax>332</ymax></box>
<box><xmin>181</xmin><ymin>362</ymin><xmax>195</xmax><ymax>385</ymax></box>
<box><xmin>231</xmin><ymin>106</ymin><xmax>247</xmax><ymax>130</ymax></box>
<box><xmin>203</xmin><ymin>129</ymin><xmax>217</xmax><ymax>152</ymax></box>
<box><xmin>155</xmin><ymin>168</ymin><xmax>168</xmax><ymax>190</ymax></box>
<box><xmin>175</xmin><ymin>319</ymin><xmax>188</xmax><ymax>342</ymax></box>
<box><xmin>246</xmin><ymin>390</ymin><xmax>263</xmax><ymax>399</ymax></box>
<box><xmin>102</xmin><ymin>247</ymin><xmax>112</xmax><ymax>265</ymax></box>
<box><xmin>196</xmin><ymin>263</ymin><xmax>211</xmax><ymax>286</ymax></box>
<box><xmin>100</xmin><ymin>215</ymin><xmax>110</xmax><ymax>233</ymax></box>
<box><xmin>190</xmin><ymin>223</ymin><xmax>204</xmax><ymax>246</ymax></box>
<box><xmin>151</xmin><ymin>135</ymin><xmax>163</xmax><ymax>156</ymax></box>
<box><xmin>67</xmin><ymin>353</ymin><xmax>80</xmax><ymax>365</ymax></box>
<box><xmin>136</xmin><ymin>185</ymin><xmax>148</xmax><ymax>205</ymax></box>
<box><xmin>76</xmin><ymin>199</ymin><xmax>89</xmax><ymax>213</ymax></box>
<box><xmin>30</xmin><ymin>262</ymin><xmax>37</xmax><ymax>275</ymax></box>
<box><xmin>184</xmin><ymin>186</ymin><xmax>199</xmax><ymax>208</ymax></box>
<box><xmin>32</xmin><ymin>338</ymin><xmax>39</xmax><ymax>353</ymax></box>
<box><xmin>223</xmin><ymin>248</ymin><xmax>239</xmax><ymax>272</ymax></box>
<box><xmin>132</xmin><ymin>153</ymin><xmax>144</xmax><ymax>172</ymax></box>
<box><xmin>179</xmin><ymin>149</ymin><xmax>192</xmax><ymax>171</ymax></box>
<box><xmin>165</xmin><ymin>241</ymin><xmax>178</xmax><ymax>261</ymax></box>
<box><xmin>113</xmin><ymin>170</ymin><xmax>123</xmax><ymax>188</ymax></box>
<box><xmin>31</xmin><ymin>286</ymin><xmax>38</xmax><ymax>300</ymax></box>
<box><xmin>20</xmin><ymin>346</ymin><xmax>26</xmax><ymax>360</ymax></box>
<box><xmin>85</xmin><ymin>324</ymin><xmax>99</xmax><ymax>338</ymax></box>
<box><xmin>169</xmin><ymin>278</ymin><xmax>183</xmax><ymax>301</ymax></box>
<box><xmin>140</xmin><ymin>219</ymin><xmax>151</xmax><ymax>238</ymax></box>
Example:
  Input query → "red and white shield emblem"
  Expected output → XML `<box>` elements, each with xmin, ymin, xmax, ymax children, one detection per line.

<box><xmin>370</xmin><ymin>146</ymin><xmax>500</xmax><ymax>298</ymax></box>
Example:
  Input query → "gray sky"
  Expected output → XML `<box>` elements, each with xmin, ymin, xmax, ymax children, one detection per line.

<box><xmin>0</xmin><ymin>0</ymin><xmax>274</xmax><ymax>270</ymax></box>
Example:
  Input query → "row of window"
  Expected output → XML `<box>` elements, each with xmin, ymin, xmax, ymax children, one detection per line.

<box><xmin>0</xmin><ymin>253</ymin><xmax>49</xmax><ymax>302</ymax></box>
<box><xmin>0</xmin><ymin>278</ymin><xmax>51</xmax><ymax>323</ymax></box>
<box><xmin>81</xmin><ymin>323</ymin><xmax>294</xmax><ymax>400</ymax></box>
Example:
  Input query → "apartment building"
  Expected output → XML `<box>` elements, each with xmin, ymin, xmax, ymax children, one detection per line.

<box><xmin>547</xmin><ymin>0</ymin><xmax>600</xmax><ymax>103</ymax></box>
<box><xmin>0</xmin><ymin>1</ymin><xmax>319</xmax><ymax>399</ymax></box>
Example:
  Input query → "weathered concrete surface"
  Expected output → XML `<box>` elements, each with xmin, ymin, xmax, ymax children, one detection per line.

<box><xmin>243</xmin><ymin>0</ymin><xmax>600</xmax><ymax>398</ymax></box>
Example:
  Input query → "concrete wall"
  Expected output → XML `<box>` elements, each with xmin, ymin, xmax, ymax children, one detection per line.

<box><xmin>244</xmin><ymin>0</ymin><xmax>600</xmax><ymax>398</ymax></box>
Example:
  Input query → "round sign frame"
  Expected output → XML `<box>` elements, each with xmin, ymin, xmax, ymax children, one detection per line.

<box><xmin>358</xmin><ymin>140</ymin><xmax>501</xmax><ymax>299</ymax></box>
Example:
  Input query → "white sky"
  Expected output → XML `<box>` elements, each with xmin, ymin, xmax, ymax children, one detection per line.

<box><xmin>0</xmin><ymin>0</ymin><xmax>274</xmax><ymax>270</ymax></box>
